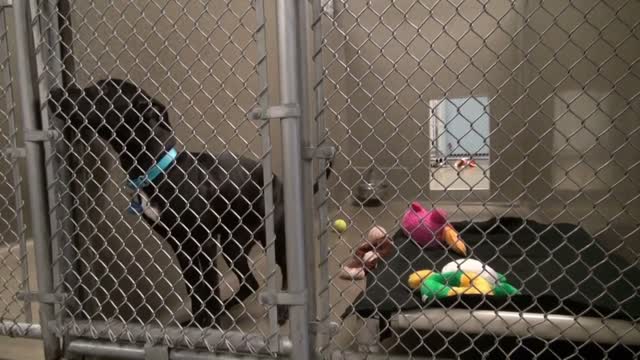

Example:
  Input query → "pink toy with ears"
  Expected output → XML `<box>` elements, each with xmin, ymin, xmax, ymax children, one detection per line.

<box><xmin>339</xmin><ymin>226</ymin><xmax>394</xmax><ymax>280</ymax></box>
<box><xmin>402</xmin><ymin>202</ymin><xmax>467</xmax><ymax>255</ymax></box>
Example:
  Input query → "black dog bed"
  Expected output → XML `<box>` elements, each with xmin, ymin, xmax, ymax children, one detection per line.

<box><xmin>344</xmin><ymin>217</ymin><xmax>640</xmax><ymax>321</ymax></box>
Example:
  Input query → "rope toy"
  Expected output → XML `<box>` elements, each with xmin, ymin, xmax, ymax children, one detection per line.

<box><xmin>339</xmin><ymin>226</ymin><xmax>394</xmax><ymax>280</ymax></box>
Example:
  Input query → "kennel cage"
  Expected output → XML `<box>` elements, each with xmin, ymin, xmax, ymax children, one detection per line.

<box><xmin>0</xmin><ymin>0</ymin><xmax>639</xmax><ymax>359</ymax></box>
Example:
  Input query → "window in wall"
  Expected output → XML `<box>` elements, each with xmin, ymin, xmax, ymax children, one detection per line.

<box><xmin>429</xmin><ymin>96</ymin><xmax>490</xmax><ymax>191</ymax></box>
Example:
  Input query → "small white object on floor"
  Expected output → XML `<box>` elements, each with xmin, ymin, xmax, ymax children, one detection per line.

<box><xmin>442</xmin><ymin>259</ymin><xmax>498</xmax><ymax>285</ymax></box>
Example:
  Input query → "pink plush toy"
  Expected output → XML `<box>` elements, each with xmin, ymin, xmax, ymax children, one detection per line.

<box><xmin>401</xmin><ymin>202</ymin><xmax>467</xmax><ymax>255</ymax></box>
<box><xmin>339</xmin><ymin>226</ymin><xmax>395</xmax><ymax>280</ymax></box>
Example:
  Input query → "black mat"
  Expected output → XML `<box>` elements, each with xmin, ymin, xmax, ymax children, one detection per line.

<box><xmin>345</xmin><ymin>217</ymin><xmax>640</xmax><ymax>321</ymax></box>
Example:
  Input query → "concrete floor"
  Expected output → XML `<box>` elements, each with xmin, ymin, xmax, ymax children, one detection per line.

<box><xmin>0</xmin><ymin>200</ymin><xmax>522</xmax><ymax>358</ymax></box>
<box><xmin>0</xmin><ymin>241</ymin><xmax>42</xmax><ymax>360</ymax></box>
<box><xmin>430</xmin><ymin>159</ymin><xmax>490</xmax><ymax>191</ymax></box>
<box><xmin>3</xmin><ymin>197</ymin><xmax>634</xmax><ymax>358</ymax></box>
<box><xmin>0</xmin><ymin>338</ymin><xmax>44</xmax><ymax>360</ymax></box>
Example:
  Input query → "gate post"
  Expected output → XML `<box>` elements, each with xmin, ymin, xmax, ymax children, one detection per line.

<box><xmin>276</xmin><ymin>0</ymin><xmax>312</xmax><ymax>358</ymax></box>
<box><xmin>12</xmin><ymin>1</ymin><xmax>61</xmax><ymax>359</ymax></box>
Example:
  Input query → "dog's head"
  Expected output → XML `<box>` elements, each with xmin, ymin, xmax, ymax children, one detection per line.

<box><xmin>49</xmin><ymin>78</ymin><xmax>176</xmax><ymax>178</ymax></box>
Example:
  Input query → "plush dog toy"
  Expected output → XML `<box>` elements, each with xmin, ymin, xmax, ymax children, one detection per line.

<box><xmin>408</xmin><ymin>259</ymin><xmax>518</xmax><ymax>301</ymax></box>
<box><xmin>402</xmin><ymin>202</ymin><xmax>467</xmax><ymax>256</ymax></box>
<box><xmin>454</xmin><ymin>158</ymin><xmax>477</xmax><ymax>171</ymax></box>
<box><xmin>339</xmin><ymin>226</ymin><xmax>394</xmax><ymax>280</ymax></box>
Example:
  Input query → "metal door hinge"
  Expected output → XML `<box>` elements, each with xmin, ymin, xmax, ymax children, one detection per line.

<box><xmin>248</xmin><ymin>104</ymin><xmax>300</xmax><ymax>121</ymax></box>
<box><xmin>311</xmin><ymin>321</ymin><xmax>339</xmax><ymax>336</ymax></box>
<box><xmin>17</xmin><ymin>291</ymin><xmax>66</xmax><ymax>304</ymax></box>
<box><xmin>1</xmin><ymin>147</ymin><xmax>26</xmax><ymax>159</ymax></box>
<box><xmin>144</xmin><ymin>344</ymin><xmax>169</xmax><ymax>360</ymax></box>
<box><xmin>303</xmin><ymin>146</ymin><xmax>336</xmax><ymax>160</ymax></box>
<box><xmin>259</xmin><ymin>290</ymin><xmax>307</xmax><ymax>306</ymax></box>
<box><xmin>24</xmin><ymin>130</ymin><xmax>60</xmax><ymax>142</ymax></box>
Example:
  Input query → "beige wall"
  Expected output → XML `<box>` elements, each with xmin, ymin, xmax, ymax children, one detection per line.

<box><xmin>320</xmin><ymin>0</ymin><xmax>639</xmax><ymax>233</ymax></box>
<box><xmin>520</xmin><ymin>0</ymin><xmax>640</xmax><ymax>253</ymax></box>
<box><xmin>322</xmin><ymin>0</ymin><xmax>530</xmax><ymax>202</ymax></box>
<box><xmin>319</xmin><ymin>0</ymin><xmax>639</xmax><ymax>257</ymax></box>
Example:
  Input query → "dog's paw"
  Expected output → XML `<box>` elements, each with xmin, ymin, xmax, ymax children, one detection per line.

<box><xmin>277</xmin><ymin>305</ymin><xmax>289</xmax><ymax>326</ymax></box>
<box><xmin>187</xmin><ymin>311</ymin><xmax>234</xmax><ymax>329</ymax></box>
<box><xmin>191</xmin><ymin>312</ymin><xmax>216</xmax><ymax>328</ymax></box>
<box><xmin>215</xmin><ymin>311</ymin><xmax>235</xmax><ymax>329</ymax></box>
<box><xmin>179</xmin><ymin>316</ymin><xmax>210</xmax><ymax>328</ymax></box>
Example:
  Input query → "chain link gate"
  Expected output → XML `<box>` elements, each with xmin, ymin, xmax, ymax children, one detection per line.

<box><xmin>4</xmin><ymin>0</ymin><xmax>315</xmax><ymax>358</ymax></box>
<box><xmin>310</xmin><ymin>0</ymin><xmax>640</xmax><ymax>359</ymax></box>
<box><xmin>1</xmin><ymin>0</ymin><xmax>639</xmax><ymax>359</ymax></box>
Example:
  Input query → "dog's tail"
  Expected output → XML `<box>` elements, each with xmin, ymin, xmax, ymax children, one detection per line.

<box><xmin>312</xmin><ymin>159</ymin><xmax>333</xmax><ymax>194</ymax></box>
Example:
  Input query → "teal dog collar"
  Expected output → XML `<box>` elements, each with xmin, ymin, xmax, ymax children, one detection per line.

<box><xmin>127</xmin><ymin>148</ymin><xmax>177</xmax><ymax>190</ymax></box>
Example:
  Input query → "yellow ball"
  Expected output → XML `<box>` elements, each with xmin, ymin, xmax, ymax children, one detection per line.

<box><xmin>333</xmin><ymin>219</ymin><xmax>348</xmax><ymax>233</ymax></box>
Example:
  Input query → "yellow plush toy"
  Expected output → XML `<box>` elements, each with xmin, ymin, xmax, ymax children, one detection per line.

<box><xmin>408</xmin><ymin>259</ymin><xmax>518</xmax><ymax>302</ymax></box>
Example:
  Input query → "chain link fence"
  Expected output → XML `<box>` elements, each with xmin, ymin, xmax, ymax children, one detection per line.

<box><xmin>0</xmin><ymin>0</ymin><xmax>639</xmax><ymax>359</ymax></box>
<box><xmin>35</xmin><ymin>0</ymin><xmax>288</xmax><ymax>356</ymax></box>
<box><xmin>312</xmin><ymin>0</ymin><xmax>640</xmax><ymax>358</ymax></box>
<box><xmin>0</xmin><ymin>2</ymin><xmax>35</xmax><ymax>338</ymax></box>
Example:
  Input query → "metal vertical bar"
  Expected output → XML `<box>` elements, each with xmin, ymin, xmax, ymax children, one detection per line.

<box><xmin>254</xmin><ymin>0</ymin><xmax>279</xmax><ymax>351</ymax></box>
<box><xmin>30</xmin><ymin>0</ymin><xmax>63</xmax><ymax>236</ymax></box>
<box><xmin>298</xmin><ymin>1</ymin><xmax>318</xmax><ymax>346</ymax></box>
<box><xmin>0</xmin><ymin>7</ymin><xmax>32</xmax><ymax>323</ymax></box>
<box><xmin>54</xmin><ymin>0</ymin><xmax>83</xmax><ymax>319</ymax></box>
<box><xmin>12</xmin><ymin>1</ymin><xmax>60</xmax><ymax>359</ymax></box>
<box><xmin>276</xmin><ymin>0</ymin><xmax>312</xmax><ymax>358</ymax></box>
<box><xmin>29</xmin><ymin>0</ymin><xmax>67</xmax><ymax>329</ymax></box>
<box><xmin>296</xmin><ymin>0</ymin><xmax>318</xmax><ymax>341</ymax></box>
<box><xmin>310</xmin><ymin>0</ymin><xmax>330</xmax><ymax>353</ymax></box>
<box><xmin>56</xmin><ymin>0</ymin><xmax>75</xmax><ymax>87</ymax></box>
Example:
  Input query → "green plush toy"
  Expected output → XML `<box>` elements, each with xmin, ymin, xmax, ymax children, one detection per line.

<box><xmin>408</xmin><ymin>259</ymin><xmax>519</xmax><ymax>302</ymax></box>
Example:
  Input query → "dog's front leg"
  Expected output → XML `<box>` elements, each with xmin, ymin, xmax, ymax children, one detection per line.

<box><xmin>164</xmin><ymin>233</ymin><xmax>217</xmax><ymax>327</ymax></box>
<box><xmin>195</xmin><ymin>237</ymin><xmax>234</xmax><ymax>328</ymax></box>
<box><xmin>188</xmin><ymin>224</ymin><xmax>236</xmax><ymax>328</ymax></box>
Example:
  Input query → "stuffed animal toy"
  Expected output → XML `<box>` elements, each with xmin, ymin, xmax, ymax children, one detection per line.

<box><xmin>339</xmin><ymin>226</ymin><xmax>394</xmax><ymax>280</ymax></box>
<box><xmin>408</xmin><ymin>259</ymin><xmax>518</xmax><ymax>302</ymax></box>
<box><xmin>454</xmin><ymin>158</ymin><xmax>477</xmax><ymax>171</ymax></box>
<box><xmin>401</xmin><ymin>202</ymin><xmax>467</xmax><ymax>256</ymax></box>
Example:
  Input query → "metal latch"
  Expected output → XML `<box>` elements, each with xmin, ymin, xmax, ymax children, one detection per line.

<box><xmin>303</xmin><ymin>146</ymin><xmax>336</xmax><ymax>160</ymax></box>
<box><xmin>24</xmin><ymin>130</ymin><xmax>60</xmax><ymax>142</ymax></box>
<box><xmin>1</xmin><ymin>147</ymin><xmax>26</xmax><ymax>159</ymax></box>
<box><xmin>311</xmin><ymin>321</ymin><xmax>340</xmax><ymax>336</ymax></box>
<box><xmin>17</xmin><ymin>291</ymin><xmax>66</xmax><ymax>304</ymax></box>
<box><xmin>144</xmin><ymin>344</ymin><xmax>169</xmax><ymax>360</ymax></box>
<box><xmin>259</xmin><ymin>290</ymin><xmax>307</xmax><ymax>306</ymax></box>
<box><xmin>248</xmin><ymin>104</ymin><xmax>300</xmax><ymax>121</ymax></box>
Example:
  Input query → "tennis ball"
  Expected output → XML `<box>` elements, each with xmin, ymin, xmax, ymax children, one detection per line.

<box><xmin>333</xmin><ymin>219</ymin><xmax>348</xmax><ymax>233</ymax></box>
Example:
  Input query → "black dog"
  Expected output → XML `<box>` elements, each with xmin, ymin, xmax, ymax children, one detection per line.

<box><xmin>49</xmin><ymin>78</ymin><xmax>330</xmax><ymax>327</ymax></box>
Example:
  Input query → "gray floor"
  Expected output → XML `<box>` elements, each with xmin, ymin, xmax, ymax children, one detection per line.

<box><xmin>2</xmin><ymin>198</ymin><xmax>635</xmax><ymax>358</ymax></box>
<box><xmin>0</xmin><ymin>241</ymin><xmax>42</xmax><ymax>360</ymax></box>
<box><xmin>430</xmin><ymin>159</ymin><xmax>490</xmax><ymax>191</ymax></box>
<box><xmin>0</xmin><ymin>338</ymin><xmax>43</xmax><ymax>360</ymax></box>
<box><xmin>0</xmin><ymin>200</ymin><xmax>525</xmax><ymax>359</ymax></box>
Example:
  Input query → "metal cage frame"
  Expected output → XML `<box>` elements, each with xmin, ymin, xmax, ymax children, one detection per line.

<box><xmin>1</xmin><ymin>0</ymin><xmax>639</xmax><ymax>359</ymax></box>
